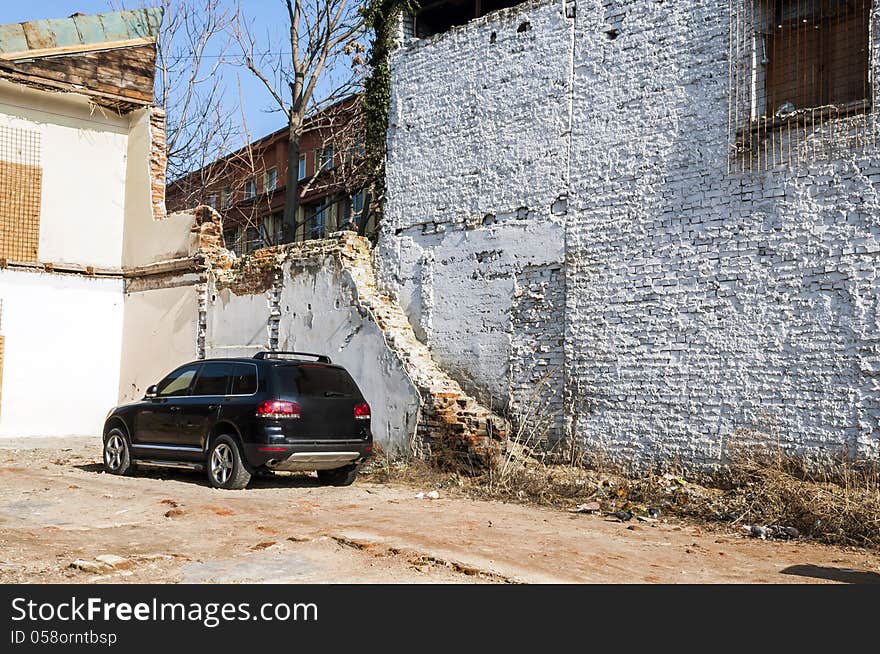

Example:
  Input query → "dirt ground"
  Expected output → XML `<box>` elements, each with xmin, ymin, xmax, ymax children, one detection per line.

<box><xmin>1</xmin><ymin>438</ymin><xmax>879</xmax><ymax>584</ymax></box>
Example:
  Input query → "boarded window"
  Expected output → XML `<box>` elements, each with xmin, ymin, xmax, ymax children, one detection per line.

<box><xmin>0</xmin><ymin>126</ymin><xmax>42</xmax><ymax>263</ymax></box>
<box><xmin>764</xmin><ymin>0</ymin><xmax>870</xmax><ymax>116</ymax></box>
<box><xmin>728</xmin><ymin>0</ymin><xmax>875</xmax><ymax>171</ymax></box>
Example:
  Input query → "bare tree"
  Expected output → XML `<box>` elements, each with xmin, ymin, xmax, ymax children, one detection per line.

<box><xmin>232</xmin><ymin>0</ymin><xmax>367</xmax><ymax>242</ymax></box>
<box><xmin>112</xmin><ymin>0</ymin><xmax>241</xmax><ymax>201</ymax></box>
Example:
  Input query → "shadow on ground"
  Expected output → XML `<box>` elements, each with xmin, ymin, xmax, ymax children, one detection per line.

<box><xmin>780</xmin><ymin>564</ymin><xmax>880</xmax><ymax>584</ymax></box>
<box><xmin>73</xmin><ymin>463</ymin><xmax>325</xmax><ymax>490</ymax></box>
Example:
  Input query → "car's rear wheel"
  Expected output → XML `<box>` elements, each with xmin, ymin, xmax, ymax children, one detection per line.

<box><xmin>103</xmin><ymin>428</ymin><xmax>134</xmax><ymax>476</ymax></box>
<box><xmin>317</xmin><ymin>465</ymin><xmax>358</xmax><ymax>487</ymax></box>
<box><xmin>207</xmin><ymin>435</ymin><xmax>251</xmax><ymax>490</ymax></box>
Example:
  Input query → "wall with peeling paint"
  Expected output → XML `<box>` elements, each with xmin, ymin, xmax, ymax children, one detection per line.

<box><xmin>378</xmin><ymin>0</ymin><xmax>570</xmax><ymax>408</ymax></box>
<box><xmin>0</xmin><ymin>81</ymin><xmax>130</xmax><ymax>270</ymax></box>
<box><xmin>384</xmin><ymin>0</ymin><xmax>880</xmax><ymax>470</ymax></box>
<box><xmin>275</xmin><ymin>259</ymin><xmax>420</xmax><ymax>452</ymax></box>
<box><xmin>204</xmin><ymin>245</ymin><xmax>421</xmax><ymax>453</ymax></box>
<box><xmin>0</xmin><ymin>269</ymin><xmax>123</xmax><ymax>437</ymax></box>
<box><xmin>566</xmin><ymin>0</ymin><xmax>880</xmax><ymax>470</ymax></box>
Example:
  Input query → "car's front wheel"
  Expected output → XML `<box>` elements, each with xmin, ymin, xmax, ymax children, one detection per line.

<box><xmin>207</xmin><ymin>435</ymin><xmax>251</xmax><ymax>490</ymax></box>
<box><xmin>103</xmin><ymin>428</ymin><xmax>134</xmax><ymax>476</ymax></box>
<box><xmin>317</xmin><ymin>465</ymin><xmax>358</xmax><ymax>487</ymax></box>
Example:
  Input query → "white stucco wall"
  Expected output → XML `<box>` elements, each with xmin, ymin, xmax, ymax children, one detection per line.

<box><xmin>0</xmin><ymin>269</ymin><xmax>123</xmax><ymax>437</ymax></box>
<box><xmin>276</xmin><ymin>260</ymin><xmax>420</xmax><ymax>453</ymax></box>
<box><xmin>206</xmin><ymin>286</ymin><xmax>272</xmax><ymax>359</ymax></box>
<box><xmin>0</xmin><ymin>80</ymin><xmax>129</xmax><ymax>269</ymax></box>
<box><xmin>122</xmin><ymin>110</ymin><xmax>195</xmax><ymax>270</ymax></box>
<box><xmin>118</xmin><ymin>284</ymin><xmax>200</xmax><ymax>403</ymax></box>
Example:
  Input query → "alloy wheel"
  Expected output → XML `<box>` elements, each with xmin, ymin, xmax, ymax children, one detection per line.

<box><xmin>211</xmin><ymin>443</ymin><xmax>234</xmax><ymax>485</ymax></box>
<box><xmin>104</xmin><ymin>433</ymin><xmax>125</xmax><ymax>470</ymax></box>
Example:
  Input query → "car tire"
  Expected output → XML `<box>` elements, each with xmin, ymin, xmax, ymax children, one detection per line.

<box><xmin>317</xmin><ymin>465</ymin><xmax>358</xmax><ymax>487</ymax></box>
<box><xmin>207</xmin><ymin>435</ymin><xmax>251</xmax><ymax>490</ymax></box>
<box><xmin>103</xmin><ymin>428</ymin><xmax>135</xmax><ymax>476</ymax></box>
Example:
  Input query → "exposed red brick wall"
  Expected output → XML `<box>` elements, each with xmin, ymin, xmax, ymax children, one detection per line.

<box><xmin>150</xmin><ymin>107</ymin><xmax>167</xmax><ymax>220</ymax></box>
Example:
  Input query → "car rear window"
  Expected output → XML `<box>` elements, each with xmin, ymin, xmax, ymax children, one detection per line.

<box><xmin>272</xmin><ymin>364</ymin><xmax>360</xmax><ymax>397</ymax></box>
<box><xmin>230</xmin><ymin>363</ymin><xmax>258</xmax><ymax>395</ymax></box>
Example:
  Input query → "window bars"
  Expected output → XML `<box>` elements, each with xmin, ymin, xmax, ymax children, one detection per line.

<box><xmin>728</xmin><ymin>0</ymin><xmax>875</xmax><ymax>172</ymax></box>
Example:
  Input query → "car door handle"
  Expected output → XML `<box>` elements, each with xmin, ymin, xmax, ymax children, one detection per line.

<box><xmin>170</xmin><ymin>407</ymin><xmax>181</xmax><ymax>413</ymax></box>
<box><xmin>208</xmin><ymin>405</ymin><xmax>219</xmax><ymax>410</ymax></box>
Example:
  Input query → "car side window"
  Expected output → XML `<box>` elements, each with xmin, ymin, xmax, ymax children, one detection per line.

<box><xmin>191</xmin><ymin>362</ymin><xmax>232</xmax><ymax>397</ymax></box>
<box><xmin>156</xmin><ymin>365</ymin><xmax>199</xmax><ymax>397</ymax></box>
<box><xmin>230</xmin><ymin>363</ymin><xmax>258</xmax><ymax>395</ymax></box>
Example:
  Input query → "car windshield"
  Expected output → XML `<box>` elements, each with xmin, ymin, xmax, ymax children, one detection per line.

<box><xmin>272</xmin><ymin>364</ymin><xmax>359</xmax><ymax>398</ymax></box>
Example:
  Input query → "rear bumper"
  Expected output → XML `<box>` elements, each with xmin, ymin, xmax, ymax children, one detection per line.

<box><xmin>242</xmin><ymin>439</ymin><xmax>373</xmax><ymax>470</ymax></box>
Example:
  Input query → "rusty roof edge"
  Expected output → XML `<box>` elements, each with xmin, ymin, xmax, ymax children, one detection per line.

<box><xmin>0</xmin><ymin>7</ymin><xmax>163</xmax><ymax>56</ymax></box>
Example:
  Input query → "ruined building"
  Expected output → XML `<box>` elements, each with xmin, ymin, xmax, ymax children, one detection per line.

<box><xmin>375</xmin><ymin>0</ymin><xmax>880</xmax><ymax>470</ymax></box>
<box><xmin>5</xmin><ymin>2</ymin><xmax>878</xmax><ymax>474</ymax></box>
<box><xmin>0</xmin><ymin>9</ymin><xmax>168</xmax><ymax>438</ymax></box>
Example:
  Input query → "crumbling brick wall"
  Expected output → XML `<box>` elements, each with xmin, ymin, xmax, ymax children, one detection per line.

<box><xmin>149</xmin><ymin>107</ymin><xmax>167</xmax><ymax>221</ymax></box>
<box><xmin>509</xmin><ymin>264</ymin><xmax>565</xmax><ymax>446</ymax></box>
<box><xmin>205</xmin><ymin>232</ymin><xmax>508</xmax><ymax>468</ymax></box>
<box><xmin>377</xmin><ymin>0</ymin><xmax>571</xmax><ymax>412</ymax></box>
<box><xmin>381</xmin><ymin>0</ymin><xmax>880</xmax><ymax>471</ymax></box>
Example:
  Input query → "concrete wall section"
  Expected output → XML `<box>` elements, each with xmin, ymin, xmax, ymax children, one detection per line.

<box><xmin>276</xmin><ymin>259</ymin><xmax>420</xmax><ymax>453</ymax></box>
<box><xmin>206</xmin><ymin>284</ymin><xmax>272</xmax><ymax>359</ymax></box>
<box><xmin>123</xmin><ymin>109</ymin><xmax>194</xmax><ymax>270</ymax></box>
<box><xmin>0</xmin><ymin>80</ymin><xmax>129</xmax><ymax>269</ymax></box>
<box><xmin>118</xmin><ymin>283</ymin><xmax>199</xmax><ymax>403</ymax></box>
<box><xmin>0</xmin><ymin>269</ymin><xmax>123</xmax><ymax>437</ymax></box>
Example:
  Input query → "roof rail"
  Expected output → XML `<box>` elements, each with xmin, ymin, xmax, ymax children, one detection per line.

<box><xmin>253</xmin><ymin>351</ymin><xmax>332</xmax><ymax>364</ymax></box>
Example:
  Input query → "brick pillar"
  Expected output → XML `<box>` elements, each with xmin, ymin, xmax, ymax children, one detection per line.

<box><xmin>149</xmin><ymin>107</ymin><xmax>168</xmax><ymax>220</ymax></box>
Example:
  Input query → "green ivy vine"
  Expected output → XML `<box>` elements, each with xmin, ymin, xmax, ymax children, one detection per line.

<box><xmin>362</xmin><ymin>0</ymin><xmax>420</xmax><ymax>230</ymax></box>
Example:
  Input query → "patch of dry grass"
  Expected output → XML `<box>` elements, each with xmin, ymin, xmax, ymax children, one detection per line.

<box><xmin>362</xmin><ymin>441</ymin><xmax>880</xmax><ymax>549</ymax></box>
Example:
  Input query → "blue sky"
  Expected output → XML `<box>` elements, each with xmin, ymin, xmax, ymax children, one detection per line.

<box><xmin>0</xmin><ymin>1</ymin><xmax>306</xmax><ymax>143</ymax></box>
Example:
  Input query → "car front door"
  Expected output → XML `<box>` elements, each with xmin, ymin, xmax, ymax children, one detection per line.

<box><xmin>176</xmin><ymin>361</ymin><xmax>231</xmax><ymax>451</ymax></box>
<box><xmin>133</xmin><ymin>364</ymin><xmax>199</xmax><ymax>448</ymax></box>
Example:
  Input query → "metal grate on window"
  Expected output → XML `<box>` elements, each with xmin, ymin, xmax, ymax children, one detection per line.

<box><xmin>0</xmin><ymin>125</ymin><xmax>42</xmax><ymax>262</ymax></box>
<box><xmin>728</xmin><ymin>0</ymin><xmax>875</xmax><ymax>172</ymax></box>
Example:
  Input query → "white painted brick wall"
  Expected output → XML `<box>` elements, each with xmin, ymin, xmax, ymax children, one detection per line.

<box><xmin>379</xmin><ymin>0</ymin><xmax>571</xmax><ymax>406</ymax></box>
<box><xmin>383</xmin><ymin>0</ymin><xmax>880</xmax><ymax>470</ymax></box>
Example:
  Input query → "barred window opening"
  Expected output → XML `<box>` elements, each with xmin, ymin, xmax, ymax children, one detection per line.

<box><xmin>729</xmin><ymin>0</ymin><xmax>875</xmax><ymax>171</ymax></box>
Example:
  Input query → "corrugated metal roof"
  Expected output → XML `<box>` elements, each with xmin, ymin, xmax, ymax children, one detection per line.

<box><xmin>0</xmin><ymin>8</ymin><xmax>163</xmax><ymax>58</ymax></box>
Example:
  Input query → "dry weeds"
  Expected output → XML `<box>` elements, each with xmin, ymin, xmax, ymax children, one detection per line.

<box><xmin>362</xmin><ymin>441</ymin><xmax>880</xmax><ymax>549</ymax></box>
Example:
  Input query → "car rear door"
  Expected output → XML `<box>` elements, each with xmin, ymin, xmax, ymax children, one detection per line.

<box><xmin>271</xmin><ymin>364</ymin><xmax>366</xmax><ymax>440</ymax></box>
<box><xmin>176</xmin><ymin>361</ymin><xmax>231</xmax><ymax>450</ymax></box>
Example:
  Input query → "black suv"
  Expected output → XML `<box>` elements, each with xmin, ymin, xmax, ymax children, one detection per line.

<box><xmin>102</xmin><ymin>352</ymin><xmax>373</xmax><ymax>489</ymax></box>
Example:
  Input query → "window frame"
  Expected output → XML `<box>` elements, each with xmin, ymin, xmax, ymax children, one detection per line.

<box><xmin>244</xmin><ymin>177</ymin><xmax>257</xmax><ymax>201</ymax></box>
<box><xmin>265</xmin><ymin>167</ymin><xmax>278</xmax><ymax>192</ymax></box>
<box><xmin>229</xmin><ymin>363</ymin><xmax>260</xmax><ymax>397</ymax></box>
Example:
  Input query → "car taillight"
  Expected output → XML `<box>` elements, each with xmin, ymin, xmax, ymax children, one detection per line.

<box><xmin>256</xmin><ymin>400</ymin><xmax>301</xmax><ymax>419</ymax></box>
<box><xmin>354</xmin><ymin>402</ymin><xmax>371</xmax><ymax>420</ymax></box>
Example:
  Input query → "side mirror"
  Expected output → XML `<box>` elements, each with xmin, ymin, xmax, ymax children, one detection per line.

<box><xmin>145</xmin><ymin>385</ymin><xmax>158</xmax><ymax>399</ymax></box>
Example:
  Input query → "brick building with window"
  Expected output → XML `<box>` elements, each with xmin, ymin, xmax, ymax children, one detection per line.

<box><xmin>166</xmin><ymin>97</ymin><xmax>370</xmax><ymax>255</ymax></box>
<box><xmin>375</xmin><ymin>0</ymin><xmax>880</xmax><ymax>471</ymax></box>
